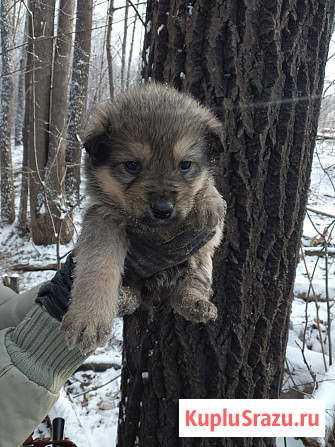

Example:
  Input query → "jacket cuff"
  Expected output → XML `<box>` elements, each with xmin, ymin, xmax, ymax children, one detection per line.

<box><xmin>5</xmin><ymin>304</ymin><xmax>88</xmax><ymax>394</ymax></box>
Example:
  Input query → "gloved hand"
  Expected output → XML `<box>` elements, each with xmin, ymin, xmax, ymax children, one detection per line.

<box><xmin>125</xmin><ymin>227</ymin><xmax>216</xmax><ymax>280</ymax></box>
<box><xmin>36</xmin><ymin>252</ymin><xmax>75</xmax><ymax>321</ymax></box>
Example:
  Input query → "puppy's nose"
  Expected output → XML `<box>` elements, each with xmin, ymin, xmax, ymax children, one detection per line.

<box><xmin>151</xmin><ymin>202</ymin><xmax>173</xmax><ymax>219</ymax></box>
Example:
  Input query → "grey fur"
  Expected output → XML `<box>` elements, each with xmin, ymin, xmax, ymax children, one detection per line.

<box><xmin>61</xmin><ymin>83</ymin><xmax>226</xmax><ymax>353</ymax></box>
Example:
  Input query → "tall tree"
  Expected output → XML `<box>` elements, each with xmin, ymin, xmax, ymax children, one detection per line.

<box><xmin>118</xmin><ymin>1</ymin><xmax>335</xmax><ymax>446</ymax></box>
<box><xmin>45</xmin><ymin>0</ymin><xmax>76</xmax><ymax>244</ymax></box>
<box><xmin>17</xmin><ymin>11</ymin><xmax>30</xmax><ymax>234</ymax></box>
<box><xmin>24</xmin><ymin>0</ymin><xmax>76</xmax><ymax>244</ymax></box>
<box><xmin>25</xmin><ymin>0</ymin><xmax>56</xmax><ymax>245</ymax></box>
<box><xmin>106</xmin><ymin>0</ymin><xmax>115</xmax><ymax>100</ymax></box>
<box><xmin>0</xmin><ymin>0</ymin><xmax>15</xmax><ymax>224</ymax></box>
<box><xmin>15</xmin><ymin>14</ymin><xmax>27</xmax><ymax>147</ymax></box>
<box><xmin>121</xmin><ymin>0</ymin><xmax>129</xmax><ymax>92</ymax></box>
<box><xmin>66</xmin><ymin>0</ymin><xmax>93</xmax><ymax>206</ymax></box>
<box><xmin>126</xmin><ymin>1</ymin><xmax>141</xmax><ymax>90</ymax></box>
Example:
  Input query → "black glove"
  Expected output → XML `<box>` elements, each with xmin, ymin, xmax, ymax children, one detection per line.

<box><xmin>125</xmin><ymin>227</ymin><xmax>216</xmax><ymax>280</ymax></box>
<box><xmin>36</xmin><ymin>252</ymin><xmax>75</xmax><ymax>321</ymax></box>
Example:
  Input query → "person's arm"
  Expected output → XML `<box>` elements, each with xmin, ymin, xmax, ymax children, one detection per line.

<box><xmin>0</xmin><ymin>258</ymin><xmax>87</xmax><ymax>446</ymax></box>
<box><xmin>0</xmin><ymin>303</ymin><xmax>87</xmax><ymax>447</ymax></box>
<box><xmin>0</xmin><ymin>283</ymin><xmax>44</xmax><ymax>330</ymax></box>
<box><xmin>0</xmin><ymin>225</ymin><xmax>216</xmax><ymax>446</ymax></box>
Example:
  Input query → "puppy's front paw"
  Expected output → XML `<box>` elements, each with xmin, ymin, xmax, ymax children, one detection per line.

<box><xmin>173</xmin><ymin>293</ymin><xmax>217</xmax><ymax>323</ymax></box>
<box><xmin>61</xmin><ymin>310</ymin><xmax>112</xmax><ymax>354</ymax></box>
<box><xmin>189</xmin><ymin>205</ymin><xmax>221</xmax><ymax>232</ymax></box>
<box><xmin>189</xmin><ymin>190</ymin><xmax>226</xmax><ymax>231</ymax></box>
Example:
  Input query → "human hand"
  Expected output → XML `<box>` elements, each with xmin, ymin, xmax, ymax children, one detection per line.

<box><xmin>36</xmin><ymin>252</ymin><xmax>75</xmax><ymax>321</ymax></box>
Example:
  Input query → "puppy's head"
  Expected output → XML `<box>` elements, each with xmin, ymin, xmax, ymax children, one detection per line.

<box><xmin>84</xmin><ymin>83</ymin><xmax>224</xmax><ymax>228</ymax></box>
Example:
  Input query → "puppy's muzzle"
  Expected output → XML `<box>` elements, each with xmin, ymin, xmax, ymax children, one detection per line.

<box><xmin>151</xmin><ymin>202</ymin><xmax>174</xmax><ymax>220</ymax></box>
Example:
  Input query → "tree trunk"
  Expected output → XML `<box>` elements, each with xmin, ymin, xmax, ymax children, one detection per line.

<box><xmin>0</xmin><ymin>0</ymin><xmax>15</xmax><ymax>224</ymax></box>
<box><xmin>118</xmin><ymin>1</ymin><xmax>335</xmax><ymax>446</ymax></box>
<box><xmin>66</xmin><ymin>0</ymin><xmax>93</xmax><ymax>206</ymax></box>
<box><xmin>126</xmin><ymin>1</ymin><xmax>140</xmax><ymax>90</ymax></box>
<box><xmin>26</xmin><ymin>0</ymin><xmax>56</xmax><ymax>245</ymax></box>
<box><xmin>19</xmin><ymin>9</ymin><xmax>32</xmax><ymax>235</ymax></box>
<box><xmin>17</xmin><ymin>141</ymin><xmax>29</xmax><ymax>235</ymax></box>
<box><xmin>121</xmin><ymin>0</ymin><xmax>129</xmax><ymax>92</ymax></box>
<box><xmin>106</xmin><ymin>0</ymin><xmax>115</xmax><ymax>100</ymax></box>
<box><xmin>15</xmin><ymin>40</ymin><xmax>26</xmax><ymax>146</ymax></box>
<box><xmin>45</xmin><ymin>0</ymin><xmax>76</xmax><ymax>244</ymax></box>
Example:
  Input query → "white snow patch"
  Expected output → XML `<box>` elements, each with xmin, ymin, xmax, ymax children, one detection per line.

<box><xmin>157</xmin><ymin>24</ymin><xmax>165</xmax><ymax>35</ymax></box>
<box><xmin>187</xmin><ymin>4</ymin><xmax>194</xmax><ymax>15</ymax></box>
<box><xmin>145</xmin><ymin>46</ymin><xmax>150</xmax><ymax>64</ymax></box>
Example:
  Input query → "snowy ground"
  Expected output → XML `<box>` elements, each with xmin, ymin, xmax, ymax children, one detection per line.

<box><xmin>1</xmin><ymin>138</ymin><xmax>335</xmax><ymax>445</ymax></box>
<box><xmin>0</xmin><ymin>144</ymin><xmax>124</xmax><ymax>445</ymax></box>
<box><xmin>280</xmin><ymin>137</ymin><xmax>335</xmax><ymax>447</ymax></box>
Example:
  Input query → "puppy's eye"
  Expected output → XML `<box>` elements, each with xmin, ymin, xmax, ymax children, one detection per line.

<box><xmin>179</xmin><ymin>161</ymin><xmax>192</xmax><ymax>172</ymax></box>
<box><xmin>124</xmin><ymin>161</ymin><xmax>140</xmax><ymax>174</ymax></box>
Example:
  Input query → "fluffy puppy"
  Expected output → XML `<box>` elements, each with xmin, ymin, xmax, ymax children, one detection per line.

<box><xmin>61</xmin><ymin>83</ymin><xmax>226</xmax><ymax>353</ymax></box>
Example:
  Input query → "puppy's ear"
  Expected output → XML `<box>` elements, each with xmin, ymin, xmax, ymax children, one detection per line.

<box><xmin>84</xmin><ymin>134</ymin><xmax>111</xmax><ymax>163</ymax></box>
<box><xmin>206</xmin><ymin>119</ymin><xmax>225</xmax><ymax>166</ymax></box>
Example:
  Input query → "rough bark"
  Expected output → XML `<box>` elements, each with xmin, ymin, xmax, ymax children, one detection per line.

<box><xmin>66</xmin><ymin>0</ymin><xmax>93</xmax><ymax>206</ymax></box>
<box><xmin>118</xmin><ymin>1</ymin><xmax>335</xmax><ymax>446</ymax></box>
<box><xmin>0</xmin><ymin>0</ymin><xmax>15</xmax><ymax>224</ymax></box>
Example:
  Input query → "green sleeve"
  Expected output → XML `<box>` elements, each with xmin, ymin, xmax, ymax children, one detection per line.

<box><xmin>0</xmin><ymin>283</ymin><xmax>45</xmax><ymax>330</ymax></box>
<box><xmin>0</xmin><ymin>304</ymin><xmax>88</xmax><ymax>446</ymax></box>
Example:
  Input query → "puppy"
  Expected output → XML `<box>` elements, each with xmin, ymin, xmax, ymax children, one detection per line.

<box><xmin>61</xmin><ymin>83</ymin><xmax>226</xmax><ymax>353</ymax></box>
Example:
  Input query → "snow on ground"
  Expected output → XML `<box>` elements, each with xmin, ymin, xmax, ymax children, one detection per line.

<box><xmin>279</xmin><ymin>138</ymin><xmax>335</xmax><ymax>446</ymax></box>
<box><xmin>1</xmin><ymin>139</ymin><xmax>335</xmax><ymax>445</ymax></box>
<box><xmin>49</xmin><ymin>318</ymin><xmax>123</xmax><ymax>446</ymax></box>
<box><xmin>0</xmin><ymin>144</ymin><xmax>124</xmax><ymax>445</ymax></box>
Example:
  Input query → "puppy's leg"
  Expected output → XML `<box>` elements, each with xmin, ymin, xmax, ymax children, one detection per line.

<box><xmin>169</xmin><ymin>185</ymin><xmax>226</xmax><ymax>322</ymax></box>
<box><xmin>61</xmin><ymin>208</ymin><xmax>128</xmax><ymax>353</ymax></box>
<box><xmin>170</xmin><ymin>228</ymin><xmax>221</xmax><ymax>322</ymax></box>
<box><xmin>189</xmin><ymin>184</ymin><xmax>226</xmax><ymax>232</ymax></box>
